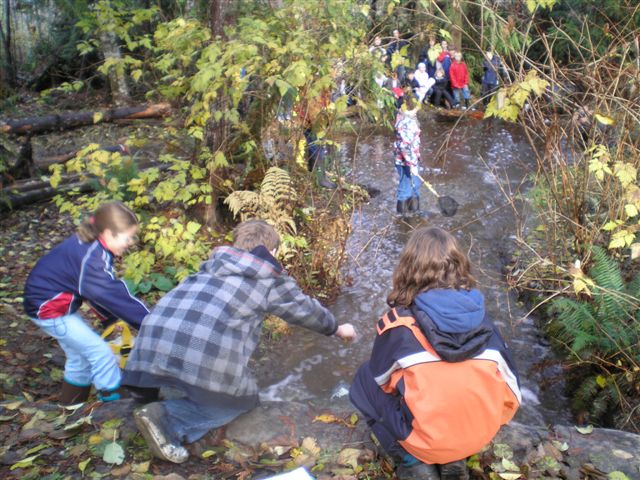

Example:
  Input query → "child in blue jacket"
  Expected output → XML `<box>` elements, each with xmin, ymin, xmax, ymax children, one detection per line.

<box><xmin>24</xmin><ymin>201</ymin><xmax>149</xmax><ymax>404</ymax></box>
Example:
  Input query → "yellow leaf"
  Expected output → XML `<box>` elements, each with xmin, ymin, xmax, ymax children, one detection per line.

<box><xmin>595</xmin><ymin>375</ymin><xmax>607</xmax><ymax>388</ymax></box>
<box><xmin>89</xmin><ymin>434</ymin><xmax>103</xmax><ymax>445</ymax></box>
<box><xmin>498</xmin><ymin>474</ymin><xmax>522</xmax><ymax>480</ymax></box>
<box><xmin>93</xmin><ymin>112</ymin><xmax>103</xmax><ymax>124</ymax></box>
<box><xmin>313</xmin><ymin>414</ymin><xmax>341</xmax><ymax>424</ymax></box>
<box><xmin>625</xmin><ymin>204</ymin><xmax>639</xmax><ymax>218</ymax></box>
<box><xmin>631</xmin><ymin>243</ymin><xmax>640</xmax><ymax>260</ymax></box>
<box><xmin>201</xmin><ymin>450</ymin><xmax>216</xmax><ymax>458</ymax></box>
<box><xmin>575</xmin><ymin>424</ymin><xmax>594</xmax><ymax>435</ymax></box>
<box><xmin>131</xmin><ymin>461</ymin><xmax>150</xmax><ymax>473</ymax></box>
<box><xmin>594</xmin><ymin>113</ymin><xmax>615</xmax><ymax>126</ymax></box>
<box><xmin>349</xmin><ymin>413</ymin><xmax>358</xmax><ymax>425</ymax></box>
<box><xmin>573</xmin><ymin>278</ymin><xmax>592</xmax><ymax>296</ymax></box>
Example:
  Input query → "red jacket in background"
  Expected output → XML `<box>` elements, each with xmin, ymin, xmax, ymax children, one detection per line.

<box><xmin>449</xmin><ymin>61</ymin><xmax>469</xmax><ymax>89</ymax></box>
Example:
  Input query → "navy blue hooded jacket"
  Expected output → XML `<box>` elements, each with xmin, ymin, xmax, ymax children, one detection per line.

<box><xmin>24</xmin><ymin>234</ymin><xmax>149</xmax><ymax>328</ymax></box>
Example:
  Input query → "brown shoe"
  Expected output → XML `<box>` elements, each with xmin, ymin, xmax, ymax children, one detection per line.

<box><xmin>59</xmin><ymin>381</ymin><xmax>91</xmax><ymax>405</ymax></box>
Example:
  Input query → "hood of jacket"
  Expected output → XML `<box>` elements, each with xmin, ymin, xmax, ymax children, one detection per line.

<box><xmin>201</xmin><ymin>245</ymin><xmax>282</xmax><ymax>279</ymax></box>
<box><xmin>412</xmin><ymin>288</ymin><xmax>492</xmax><ymax>362</ymax></box>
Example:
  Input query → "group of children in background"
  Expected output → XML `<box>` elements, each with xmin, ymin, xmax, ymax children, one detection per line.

<box><xmin>371</xmin><ymin>32</ymin><xmax>506</xmax><ymax>110</ymax></box>
<box><xmin>25</xmin><ymin>201</ymin><xmax>520</xmax><ymax>480</ymax></box>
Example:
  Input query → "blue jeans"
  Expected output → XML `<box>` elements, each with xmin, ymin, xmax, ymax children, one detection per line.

<box><xmin>31</xmin><ymin>313</ymin><xmax>120</xmax><ymax>391</ymax></box>
<box><xmin>395</xmin><ymin>164</ymin><xmax>420</xmax><ymax>201</ymax></box>
<box><xmin>453</xmin><ymin>85</ymin><xmax>471</xmax><ymax>104</ymax></box>
<box><xmin>163</xmin><ymin>397</ymin><xmax>250</xmax><ymax>443</ymax></box>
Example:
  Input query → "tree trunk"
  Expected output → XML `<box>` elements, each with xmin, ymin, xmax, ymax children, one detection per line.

<box><xmin>202</xmin><ymin>0</ymin><xmax>235</xmax><ymax>226</ymax></box>
<box><xmin>0</xmin><ymin>0</ymin><xmax>16</xmax><ymax>87</ymax></box>
<box><xmin>99</xmin><ymin>30</ymin><xmax>130</xmax><ymax>105</ymax></box>
<box><xmin>450</xmin><ymin>0</ymin><xmax>467</xmax><ymax>51</ymax></box>
<box><xmin>1</xmin><ymin>103</ymin><xmax>171</xmax><ymax>135</ymax></box>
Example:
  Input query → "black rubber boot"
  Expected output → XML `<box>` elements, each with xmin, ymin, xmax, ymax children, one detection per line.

<box><xmin>318</xmin><ymin>173</ymin><xmax>337</xmax><ymax>189</ymax></box>
<box><xmin>408</xmin><ymin>196</ymin><xmax>420</xmax><ymax>213</ymax></box>
<box><xmin>396</xmin><ymin>199</ymin><xmax>408</xmax><ymax>216</ymax></box>
<box><xmin>439</xmin><ymin>459</ymin><xmax>470</xmax><ymax>480</ymax></box>
<box><xmin>465</xmin><ymin>99</ymin><xmax>470</xmax><ymax>109</ymax></box>
<box><xmin>59</xmin><ymin>380</ymin><xmax>91</xmax><ymax>405</ymax></box>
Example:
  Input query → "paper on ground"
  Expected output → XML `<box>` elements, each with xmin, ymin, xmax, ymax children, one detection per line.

<box><xmin>261</xmin><ymin>467</ymin><xmax>315</xmax><ymax>480</ymax></box>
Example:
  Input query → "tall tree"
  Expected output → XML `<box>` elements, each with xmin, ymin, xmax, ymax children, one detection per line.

<box><xmin>0</xmin><ymin>0</ymin><xmax>16</xmax><ymax>88</ymax></box>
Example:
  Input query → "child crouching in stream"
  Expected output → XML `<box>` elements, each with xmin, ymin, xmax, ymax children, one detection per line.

<box><xmin>122</xmin><ymin>219</ymin><xmax>357</xmax><ymax>463</ymax></box>
<box><xmin>349</xmin><ymin>227</ymin><xmax>521</xmax><ymax>480</ymax></box>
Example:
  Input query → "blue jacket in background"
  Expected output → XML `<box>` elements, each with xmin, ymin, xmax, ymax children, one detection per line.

<box><xmin>482</xmin><ymin>56</ymin><xmax>503</xmax><ymax>86</ymax></box>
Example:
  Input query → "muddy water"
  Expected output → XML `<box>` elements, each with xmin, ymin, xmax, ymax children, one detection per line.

<box><xmin>258</xmin><ymin>113</ymin><xmax>571</xmax><ymax>426</ymax></box>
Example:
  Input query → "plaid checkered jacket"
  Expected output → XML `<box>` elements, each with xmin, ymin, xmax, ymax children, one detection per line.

<box><xmin>123</xmin><ymin>246</ymin><xmax>337</xmax><ymax>402</ymax></box>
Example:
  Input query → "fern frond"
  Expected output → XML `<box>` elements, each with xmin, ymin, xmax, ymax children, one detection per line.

<box><xmin>224</xmin><ymin>191</ymin><xmax>260</xmax><ymax>220</ymax></box>
<box><xmin>589</xmin><ymin>246</ymin><xmax>626</xmax><ymax>319</ymax></box>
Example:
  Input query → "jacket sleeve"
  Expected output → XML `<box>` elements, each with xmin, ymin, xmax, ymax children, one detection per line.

<box><xmin>266</xmin><ymin>273</ymin><xmax>337</xmax><ymax>335</ymax></box>
<box><xmin>79</xmin><ymin>249</ymin><xmax>149</xmax><ymax>329</ymax></box>
<box><xmin>369</xmin><ymin>326</ymin><xmax>424</xmax><ymax>392</ymax></box>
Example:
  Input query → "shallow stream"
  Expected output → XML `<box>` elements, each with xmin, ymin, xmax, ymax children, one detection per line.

<box><xmin>258</xmin><ymin>113</ymin><xmax>572</xmax><ymax>427</ymax></box>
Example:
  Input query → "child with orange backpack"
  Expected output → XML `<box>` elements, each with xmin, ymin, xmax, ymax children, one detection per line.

<box><xmin>349</xmin><ymin>227</ymin><xmax>521</xmax><ymax>480</ymax></box>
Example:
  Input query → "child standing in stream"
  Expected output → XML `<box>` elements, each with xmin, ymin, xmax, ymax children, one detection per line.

<box><xmin>123</xmin><ymin>219</ymin><xmax>357</xmax><ymax>463</ymax></box>
<box><xmin>350</xmin><ymin>227</ymin><xmax>521</xmax><ymax>480</ymax></box>
<box><xmin>23</xmin><ymin>201</ymin><xmax>149</xmax><ymax>405</ymax></box>
<box><xmin>393</xmin><ymin>92</ymin><xmax>422</xmax><ymax>217</ymax></box>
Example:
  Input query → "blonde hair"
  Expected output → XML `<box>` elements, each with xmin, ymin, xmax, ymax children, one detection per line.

<box><xmin>232</xmin><ymin>219</ymin><xmax>280</xmax><ymax>252</ymax></box>
<box><xmin>387</xmin><ymin>227</ymin><xmax>476</xmax><ymax>308</ymax></box>
<box><xmin>77</xmin><ymin>201</ymin><xmax>138</xmax><ymax>243</ymax></box>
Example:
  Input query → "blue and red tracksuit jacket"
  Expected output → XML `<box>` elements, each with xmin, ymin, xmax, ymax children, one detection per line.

<box><xmin>23</xmin><ymin>234</ymin><xmax>149</xmax><ymax>328</ymax></box>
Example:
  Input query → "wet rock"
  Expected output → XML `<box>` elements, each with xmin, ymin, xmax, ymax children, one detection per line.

<box><xmin>225</xmin><ymin>401</ymin><xmax>371</xmax><ymax>450</ymax></box>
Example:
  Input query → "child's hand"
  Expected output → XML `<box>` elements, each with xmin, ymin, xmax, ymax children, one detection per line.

<box><xmin>335</xmin><ymin>323</ymin><xmax>357</xmax><ymax>341</ymax></box>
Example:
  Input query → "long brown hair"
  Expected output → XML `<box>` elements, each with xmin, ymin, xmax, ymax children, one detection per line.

<box><xmin>387</xmin><ymin>227</ymin><xmax>476</xmax><ymax>307</ymax></box>
<box><xmin>77</xmin><ymin>201</ymin><xmax>138</xmax><ymax>243</ymax></box>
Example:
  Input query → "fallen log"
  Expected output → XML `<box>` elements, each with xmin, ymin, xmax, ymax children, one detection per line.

<box><xmin>0</xmin><ymin>161</ymin><xmax>172</xmax><ymax>212</ymax></box>
<box><xmin>0</xmin><ymin>103</ymin><xmax>171</xmax><ymax>135</ymax></box>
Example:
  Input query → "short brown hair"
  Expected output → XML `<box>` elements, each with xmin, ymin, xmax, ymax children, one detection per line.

<box><xmin>387</xmin><ymin>227</ymin><xmax>476</xmax><ymax>307</ymax></box>
<box><xmin>77</xmin><ymin>201</ymin><xmax>138</xmax><ymax>243</ymax></box>
<box><xmin>232</xmin><ymin>219</ymin><xmax>280</xmax><ymax>252</ymax></box>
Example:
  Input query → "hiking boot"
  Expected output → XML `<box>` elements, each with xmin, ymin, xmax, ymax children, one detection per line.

<box><xmin>439</xmin><ymin>459</ymin><xmax>469</xmax><ymax>480</ymax></box>
<box><xmin>134</xmin><ymin>402</ymin><xmax>189</xmax><ymax>463</ymax></box>
<box><xmin>186</xmin><ymin>427</ymin><xmax>226</xmax><ymax>458</ymax></box>
<box><xmin>59</xmin><ymin>380</ymin><xmax>91</xmax><ymax>405</ymax></box>
<box><xmin>396</xmin><ymin>461</ymin><xmax>440</xmax><ymax>480</ymax></box>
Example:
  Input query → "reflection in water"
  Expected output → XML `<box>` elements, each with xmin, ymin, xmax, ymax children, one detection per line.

<box><xmin>259</xmin><ymin>114</ymin><xmax>571</xmax><ymax>426</ymax></box>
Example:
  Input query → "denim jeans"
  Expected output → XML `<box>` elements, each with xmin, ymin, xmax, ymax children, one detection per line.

<box><xmin>31</xmin><ymin>313</ymin><xmax>120</xmax><ymax>391</ymax></box>
<box><xmin>453</xmin><ymin>85</ymin><xmax>471</xmax><ymax>104</ymax></box>
<box><xmin>395</xmin><ymin>164</ymin><xmax>420</xmax><ymax>202</ymax></box>
<box><xmin>163</xmin><ymin>397</ymin><xmax>250</xmax><ymax>443</ymax></box>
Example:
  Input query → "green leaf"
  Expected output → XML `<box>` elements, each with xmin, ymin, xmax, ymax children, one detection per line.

<box><xmin>10</xmin><ymin>454</ymin><xmax>40</xmax><ymax>470</ymax></box>
<box><xmin>186</xmin><ymin>221</ymin><xmax>201</xmax><ymax>235</ymax></box>
<box><xmin>502</xmin><ymin>458</ymin><xmax>520</xmax><ymax>472</ymax></box>
<box><xmin>493</xmin><ymin>443</ymin><xmax>514</xmax><ymax>459</ymax></box>
<box><xmin>151</xmin><ymin>275</ymin><xmax>174</xmax><ymax>292</ymax></box>
<box><xmin>79</xmin><ymin>457</ymin><xmax>91</xmax><ymax>475</ymax></box>
<box><xmin>103</xmin><ymin>441</ymin><xmax>125</xmax><ymax>465</ymax></box>
<box><xmin>608</xmin><ymin>472</ymin><xmax>630</xmax><ymax>480</ymax></box>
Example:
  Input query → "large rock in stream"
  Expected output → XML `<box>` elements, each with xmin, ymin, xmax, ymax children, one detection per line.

<box><xmin>89</xmin><ymin>398</ymin><xmax>640</xmax><ymax>478</ymax></box>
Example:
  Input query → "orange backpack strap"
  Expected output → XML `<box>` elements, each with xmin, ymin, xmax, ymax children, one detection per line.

<box><xmin>376</xmin><ymin>308</ymin><xmax>435</xmax><ymax>354</ymax></box>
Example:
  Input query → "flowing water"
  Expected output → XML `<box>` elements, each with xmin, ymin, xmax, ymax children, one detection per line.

<box><xmin>258</xmin><ymin>113</ymin><xmax>572</xmax><ymax>426</ymax></box>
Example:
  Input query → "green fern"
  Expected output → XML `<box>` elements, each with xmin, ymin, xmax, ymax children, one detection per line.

<box><xmin>548</xmin><ymin>247</ymin><xmax>640</xmax><ymax>427</ymax></box>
